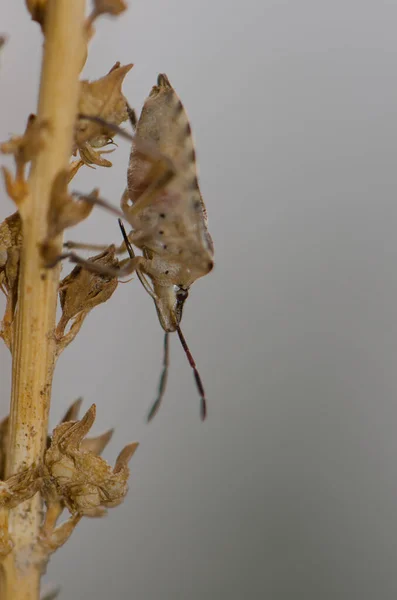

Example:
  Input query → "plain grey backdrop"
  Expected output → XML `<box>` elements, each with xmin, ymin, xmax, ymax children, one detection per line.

<box><xmin>2</xmin><ymin>0</ymin><xmax>397</xmax><ymax>598</ymax></box>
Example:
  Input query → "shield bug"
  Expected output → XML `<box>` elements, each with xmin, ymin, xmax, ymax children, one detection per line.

<box><xmin>63</xmin><ymin>74</ymin><xmax>214</xmax><ymax>420</ymax></box>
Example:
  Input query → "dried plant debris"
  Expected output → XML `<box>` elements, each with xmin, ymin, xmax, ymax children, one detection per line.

<box><xmin>43</xmin><ymin>404</ymin><xmax>138</xmax><ymax>517</ymax></box>
<box><xmin>0</xmin><ymin>464</ymin><xmax>41</xmax><ymax>509</ymax></box>
<box><xmin>1</xmin><ymin>114</ymin><xmax>48</xmax><ymax>205</ymax></box>
<box><xmin>93</xmin><ymin>0</ymin><xmax>127</xmax><ymax>17</ymax></box>
<box><xmin>55</xmin><ymin>247</ymin><xmax>119</xmax><ymax>353</ymax></box>
<box><xmin>0</xmin><ymin>415</ymin><xmax>9</xmax><ymax>481</ymax></box>
<box><xmin>68</xmin><ymin>158</ymin><xmax>85</xmax><ymax>181</ymax></box>
<box><xmin>48</xmin><ymin>170</ymin><xmax>94</xmax><ymax>238</ymax></box>
<box><xmin>86</xmin><ymin>0</ymin><xmax>127</xmax><ymax>37</ymax></box>
<box><xmin>76</xmin><ymin>62</ymin><xmax>132</xmax><ymax>167</ymax></box>
<box><xmin>42</xmin><ymin>170</ymin><xmax>94</xmax><ymax>264</ymax></box>
<box><xmin>40</xmin><ymin>399</ymin><xmax>114</xmax><ymax>556</ymax></box>
<box><xmin>0</xmin><ymin>212</ymin><xmax>22</xmax><ymax>350</ymax></box>
<box><xmin>40</xmin><ymin>586</ymin><xmax>61</xmax><ymax>600</ymax></box>
<box><xmin>25</xmin><ymin>0</ymin><xmax>47</xmax><ymax>28</ymax></box>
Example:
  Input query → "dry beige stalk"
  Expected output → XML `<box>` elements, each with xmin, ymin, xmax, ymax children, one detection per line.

<box><xmin>0</xmin><ymin>1</ymin><xmax>87</xmax><ymax>598</ymax></box>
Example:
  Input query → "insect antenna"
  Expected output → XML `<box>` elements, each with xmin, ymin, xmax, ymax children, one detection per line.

<box><xmin>118</xmin><ymin>219</ymin><xmax>172</xmax><ymax>421</ymax></box>
<box><xmin>176</xmin><ymin>326</ymin><xmax>207</xmax><ymax>420</ymax></box>
<box><xmin>118</xmin><ymin>218</ymin><xmax>135</xmax><ymax>258</ymax></box>
<box><xmin>78</xmin><ymin>114</ymin><xmax>169</xmax><ymax>165</ymax></box>
<box><xmin>147</xmin><ymin>332</ymin><xmax>170</xmax><ymax>422</ymax></box>
<box><xmin>126</xmin><ymin>103</ymin><xmax>137</xmax><ymax>129</ymax></box>
<box><xmin>78</xmin><ymin>113</ymin><xmax>134</xmax><ymax>143</ymax></box>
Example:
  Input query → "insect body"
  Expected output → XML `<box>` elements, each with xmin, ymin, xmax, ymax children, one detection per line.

<box><xmin>121</xmin><ymin>75</ymin><xmax>214</xmax><ymax>420</ymax></box>
<box><xmin>123</xmin><ymin>74</ymin><xmax>214</xmax><ymax>332</ymax></box>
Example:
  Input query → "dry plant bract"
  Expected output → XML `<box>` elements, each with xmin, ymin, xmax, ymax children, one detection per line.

<box><xmin>76</xmin><ymin>62</ymin><xmax>133</xmax><ymax>167</ymax></box>
<box><xmin>43</xmin><ymin>404</ymin><xmax>137</xmax><ymax>518</ymax></box>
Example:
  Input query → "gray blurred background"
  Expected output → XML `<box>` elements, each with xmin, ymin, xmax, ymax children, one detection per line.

<box><xmin>1</xmin><ymin>0</ymin><xmax>397</xmax><ymax>598</ymax></box>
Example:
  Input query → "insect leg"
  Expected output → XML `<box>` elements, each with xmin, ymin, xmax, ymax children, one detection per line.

<box><xmin>47</xmin><ymin>251</ymin><xmax>145</xmax><ymax>279</ymax></box>
<box><xmin>63</xmin><ymin>241</ymin><xmax>112</xmax><ymax>252</ymax></box>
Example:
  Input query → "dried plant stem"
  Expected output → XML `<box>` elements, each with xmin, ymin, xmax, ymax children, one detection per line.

<box><xmin>0</xmin><ymin>2</ymin><xmax>86</xmax><ymax>599</ymax></box>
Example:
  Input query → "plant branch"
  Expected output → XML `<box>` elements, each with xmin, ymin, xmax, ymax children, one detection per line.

<box><xmin>0</xmin><ymin>1</ymin><xmax>86</xmax><ymax>598</ymax></box>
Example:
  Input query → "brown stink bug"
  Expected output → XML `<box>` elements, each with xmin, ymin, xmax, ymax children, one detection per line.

<box><xmin>63</xmin><ymin>74</ymin><xmax>214</xmax><ymax>420</ymax></box>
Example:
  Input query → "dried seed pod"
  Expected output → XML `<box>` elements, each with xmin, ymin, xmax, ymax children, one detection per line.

<box><xmin>42</xmin><ymin>399</ymin><xmax>113</xmax><ymax>542</ymax></box>
<box><xmin>55</xmin><ymin>247</ymin><xmax>119</xmax><ymax>350</ymax></box>
<box><xmin>47</xmin><ymin>170</ymin><xmax>94</xmax><ymax>240</ymax></box>
<box><xmin>0</xmin><ymin>212</ymin><xmax>23</xmax><ymax>349</ymax></box>
<box><xmin>43</xmin><ymin>405</ymin><xmax>138</xmax><ymax>516</ymax></box>
<box><xmin>76</xmin><ymin>62</ymin><xmax>132</xmax><ymax>167</ymax></box>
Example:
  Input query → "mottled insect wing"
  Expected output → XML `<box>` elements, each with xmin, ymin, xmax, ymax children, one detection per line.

<box><xmin>125</xmin><ymin>74</ymin><xmax>214</xmax><ymax>277</ymax></box>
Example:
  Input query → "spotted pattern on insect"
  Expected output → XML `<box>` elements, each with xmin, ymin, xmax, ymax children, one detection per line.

<box><xmin>122</xmin><ymin>73</ymin><xmax>214</xmax><ymax>334</ymax></box>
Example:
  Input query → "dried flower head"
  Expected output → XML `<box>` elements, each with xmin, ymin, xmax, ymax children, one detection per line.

<box><xmin>76</xmin><ymin>62</ymin><xmax>132</xmax><ymax>167</ymax></box>
<box><xmin>43</xmin><ymin>405</ymin><xmax>138</xmax><ymax>516</ymax></box>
